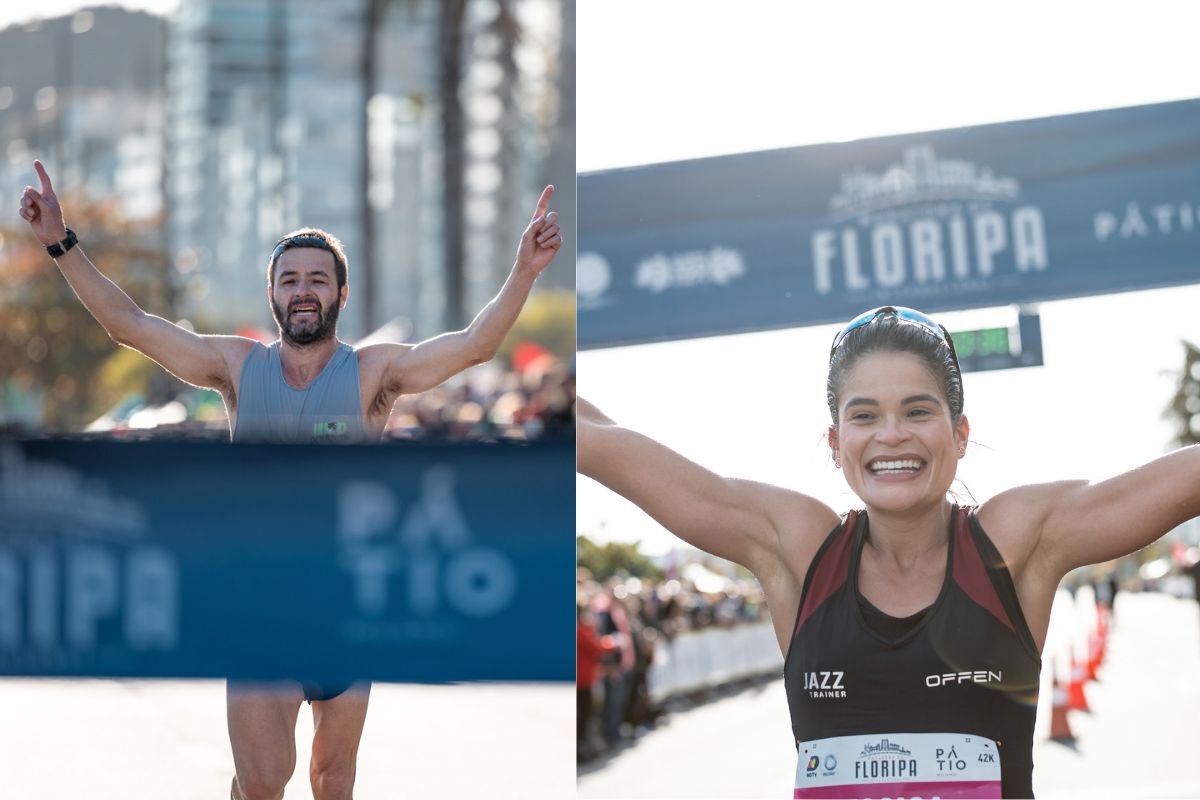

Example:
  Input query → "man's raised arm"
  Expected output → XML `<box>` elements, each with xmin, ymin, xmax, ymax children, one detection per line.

<box><xmin>19</xmin><ymin>160</ymin><xmax>248</xmax><ymax>393</ymax></box>
<box><xmin>375</xmin><ymin>184</ymin><xmax>564</xmax><ymax>395</ymax></box>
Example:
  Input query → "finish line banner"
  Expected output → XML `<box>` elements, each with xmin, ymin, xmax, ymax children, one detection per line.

<box><xmin>578</xmin><ymin>98</ymin><xmax>1200</xmax><ymax>349</ymax></box>
<box><xmin>0</xmin><ymin>439</ymin><xmax>573</xmax><ymax>683</ymax></box>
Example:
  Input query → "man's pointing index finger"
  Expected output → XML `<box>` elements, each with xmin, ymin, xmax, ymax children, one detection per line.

<box><xmin>34</xmin><ymin>160</ymin><xmax>54</xmax><ymax>196</ymax></box>
<box><xmin>531</xmin><ymin>184</ymin><xmax>553</xmax><ymax>221</ymax></box>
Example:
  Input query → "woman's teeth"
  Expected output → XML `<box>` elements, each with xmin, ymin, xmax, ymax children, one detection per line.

<box><xmin>869</xmin><ymin>459</ymin><xmax>923</xmax><ymax>474</ymax></box>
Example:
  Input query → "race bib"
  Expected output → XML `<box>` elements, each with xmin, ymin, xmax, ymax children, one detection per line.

<box><xmin>794</xmin><ymin>732</ymin><xmax>1001</xmax><ymax>799</ymax></box>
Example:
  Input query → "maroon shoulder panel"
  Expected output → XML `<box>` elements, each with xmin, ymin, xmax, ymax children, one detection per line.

<box><xmin>794</xmin><ymin>510</ymin><xmax>858</xmax><ymax>637</ymax></box>
<box><xmin>951</xmin><ymin>508</ymin><xmax>1014</xmax><ymax>632</ymax></box>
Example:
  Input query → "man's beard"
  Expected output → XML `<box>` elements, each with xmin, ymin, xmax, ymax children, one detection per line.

<box><xmin>271</xmin><ymin>297</ymin><xmax>340</xmax><ymax>346</ymax></box>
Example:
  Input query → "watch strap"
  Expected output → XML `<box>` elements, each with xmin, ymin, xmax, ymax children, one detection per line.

<box><xmin>46</xmin><ymin>228</ymin><xmax>78</xmax><ymax>258</ymax></box>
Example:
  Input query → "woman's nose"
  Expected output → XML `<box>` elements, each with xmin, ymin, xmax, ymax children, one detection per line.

<box><xmin>876</xmin><ymin>415</ymin><xmax>908</xmax><ymax>443</ymax></box>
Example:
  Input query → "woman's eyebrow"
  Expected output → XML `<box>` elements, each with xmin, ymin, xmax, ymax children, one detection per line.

<box><xmin>843</xmin><ymin>394</ymin><xmax>944</xmax><ymax>410</ymax></box>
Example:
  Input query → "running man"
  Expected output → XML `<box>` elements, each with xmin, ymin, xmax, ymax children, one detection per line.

<box><xmin>19</xmin><ymin>159</ymin><xmax>562</xmax><ymax>800</ymax></box>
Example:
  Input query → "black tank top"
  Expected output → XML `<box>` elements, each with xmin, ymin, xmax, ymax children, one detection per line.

<box><xmin>784</xmin><ymin>506</ymin><xmax>1041</xmax><ymax>799</ymax></box>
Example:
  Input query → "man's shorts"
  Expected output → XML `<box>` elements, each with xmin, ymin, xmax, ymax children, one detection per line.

<box><xmin>228</xmin><ymin>680</ymin><xmax>369</xmax><ymax>703</ymax></box>
<box><xmin>301</xmin><ymin>681</ymin><xmax>352</xmax><ymax>703</ymax></box>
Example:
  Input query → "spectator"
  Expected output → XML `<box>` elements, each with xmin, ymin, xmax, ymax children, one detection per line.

<box><xmin>577</xmin><ymin>598</ymin><xmax>615</xmax><ymax>762</ymax></box>
<box><xmin>592</xmin><ymin>582</ymin><xmax>635</xmax><ymax>749</ymax></box>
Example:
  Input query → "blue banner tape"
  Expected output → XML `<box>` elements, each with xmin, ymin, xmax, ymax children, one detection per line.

<box><xmin>0</xmin><ymin>439</ymin><xmax>574</xmax><ymax>683</ymax></box>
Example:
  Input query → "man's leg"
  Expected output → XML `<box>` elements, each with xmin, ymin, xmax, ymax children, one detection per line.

<box><xmin>309</xmin><ymin>682</ymin><xmax>371</xmax><ymax>800</ymax></box>
<box><xmin>227</xmin><ymin>682</ymin><xmax>304</xmax><ymax>800</ymax></box>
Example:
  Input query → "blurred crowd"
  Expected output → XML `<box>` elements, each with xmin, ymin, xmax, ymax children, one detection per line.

<box><xmin>384</xmin><ymin>356</ymin><xmax>574</xmax><ymax>442</ymax></box>
<box><xmin>31</xmin><ymin>355</ymin><xmax>574</xmax><ymax>442</ymax></box>
<box><xmin>576</xmin><ymin>567</ymin><xmax>767</xmax><ymax>762</ymax></box>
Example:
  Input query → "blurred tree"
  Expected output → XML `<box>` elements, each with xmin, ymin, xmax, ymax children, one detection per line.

<box><xmin>0</xmin><ymin>191</ymin><xmax>166</xmax><ymax>431</ymax></box>
<box><xmin>577</xmin><ymin>535</ymin><xmax>665</xmax><ymax>581</ymax></box>
<box><xmin>497</xmin><ymin>287</ymin><xmax>575</xmax><ymax>364</ymax></box>
<box><xmin>92</xmin><ymin>346</ymin><xmax>189</xmax><ymax>424</ymax></box>
<box><xmin>1167</xmin><ymin>340</ymin><xmax>1200</xmax><ymax>447</ymax></box>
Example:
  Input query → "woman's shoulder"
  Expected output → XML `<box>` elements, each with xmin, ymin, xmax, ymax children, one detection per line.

<box><xmin>744</xmin><ymin>484</ymin><xmax>843</xmax><ymax>578</ymax></box>
<box><xmin>977</xmin><ymin>481</ymin><xmax>1084</xmax><ymax>532</ymax></box>
<box><xmin>758</xmin><ymin>484</ymin><xmax>843</xmax><ymax>544</ymax></box>
<box><xmin>975</xmin><ymin>481</ymin><xmax>1086</xmax><ymax>573</ymax></box>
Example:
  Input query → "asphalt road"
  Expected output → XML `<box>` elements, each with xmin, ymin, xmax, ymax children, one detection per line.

<box><xmin>578</xmin><ymin>589</ymin><xmax>1200</xmax><ymax>799</ymax></box>
<box><xmin>0</xmin><ymin>680</ymin><xmax>574</xmax><ymax>799</ymax></box>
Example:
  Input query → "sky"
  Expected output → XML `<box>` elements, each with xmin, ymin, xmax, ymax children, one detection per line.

<box><xmin>0</xmin><ymin>0</ymin><xmax>178</xmax><ymax>30</ymax></box>
<box><xmin>575</xmin><ymin>0</ymin><xmax>1200</xmax><ymax>555</ymax></box>
<box><xmin>0</xmin><ymin>1</ymin><xmax>177</xmax><ymax>29</ymax></box>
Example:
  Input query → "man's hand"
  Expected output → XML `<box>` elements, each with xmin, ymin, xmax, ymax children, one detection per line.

<box><xmin>19</xmin><ymin>160</ymin><xmax>68</xmax><ymax>247</ymax></box>
<box><xmin>515</xmin><ymin>184</ymin><xmax>562</xmax><ymax>276</ymax></box>
<box><xmin>371</xmin><ymin>184</ymin><xmax>565</xmax><ymax>401</ymax></box>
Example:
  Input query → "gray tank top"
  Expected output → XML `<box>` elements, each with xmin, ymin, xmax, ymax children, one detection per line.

<box><xmin>232</xmin><ymin>340</ymin><xmax>367</xmax><ymax>443</ymax></box>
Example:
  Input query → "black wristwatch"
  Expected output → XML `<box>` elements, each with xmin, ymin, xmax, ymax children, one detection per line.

<box><xmin>46</xmin><ymin>228</ymin><xmax>78</xmax><ymax>258</ymax></box>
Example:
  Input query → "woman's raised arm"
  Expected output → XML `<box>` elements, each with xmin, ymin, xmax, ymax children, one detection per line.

<box><xmin>577</xmin><ymin>396</ymin><xmax>838</xmax><ymax>572</ymax></box>
<box><xmin>994</xmin><ymin>444</ymin><xmax>1200</xmax><ymax>581</ymax></box>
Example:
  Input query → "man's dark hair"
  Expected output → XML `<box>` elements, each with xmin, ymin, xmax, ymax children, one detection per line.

<box><xmin>267</xmin><ymin>228</ymin><xmax>348</xmax><ymax>291</ymax></box>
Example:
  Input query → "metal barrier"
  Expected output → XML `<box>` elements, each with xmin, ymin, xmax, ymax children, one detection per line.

<box><xmin>648</xmin><ymin>622</ymin><xmax>782</xmax><ymax>701</ymax></box>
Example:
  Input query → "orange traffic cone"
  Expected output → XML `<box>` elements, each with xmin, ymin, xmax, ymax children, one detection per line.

<box><xmin>1086</xmin><ymin>631</ymin><xmax>1101</xmax><ymax>681</ymax></box>
<box><xmin>1048</xmin><ymin>662</ymin><xmax>1075</xmax><ymax>743</ymax></box>
<box><xmin>1067</xmin><ymin>656</ymin><xmax>1091</xmax><ymax>713</ymax></box>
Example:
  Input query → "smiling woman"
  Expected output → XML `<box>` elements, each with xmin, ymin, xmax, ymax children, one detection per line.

<box><xmin>576</xmin><ymin>304</ymin><xmax>1200</xmax><ymax>799</ymax></box>
<box><xmin>827</xmin><ymin>309</ymin><xmax>967</xmax><ymax>523</ymax></box>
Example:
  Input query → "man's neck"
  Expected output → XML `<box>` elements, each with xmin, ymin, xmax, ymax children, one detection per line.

<box><xmin>278</xmin><ymin>336</ymin><xmax>340</xmax><ymax>389</ymax></box>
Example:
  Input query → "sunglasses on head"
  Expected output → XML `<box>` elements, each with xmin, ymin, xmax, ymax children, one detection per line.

<box><xmin>829</xmin><ymin>306</ymin><xmax>962</xmax><ymax>373</ymax></box>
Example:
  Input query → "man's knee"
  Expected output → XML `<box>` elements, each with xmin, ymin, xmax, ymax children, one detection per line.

<box><xmin>234</xmin><ymin>756</ymin><xmax>295</xmax><ymax>800</ymax></box>
<box><xmin>310</xmin><ymin>758</ymin><xmax>356</xmax><ymax>800</ymax></box>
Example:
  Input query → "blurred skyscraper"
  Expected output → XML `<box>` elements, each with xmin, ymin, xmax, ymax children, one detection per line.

<box><xmin>0</xmin><ymin>1</ymin><xmax>572</xmax><ymax>433</ymax></box>
<box><xmin>165</xmin><ymin>0</ymin><xmax>361</xmax><ymax>333</ymax></box>
<box><xmin>0</xmin><ymin>7</ymin><xmax>166</xmax><ymax>226</ymax></box>
<box><xmin>165</xmin><ymin>0</ymin><xmax>573</xmax><ymax>340</ymax></box>
<box><xmin>0</xmin><ymin>0</ymin><xmax>571</xmax><ymax>342</ymax></box>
